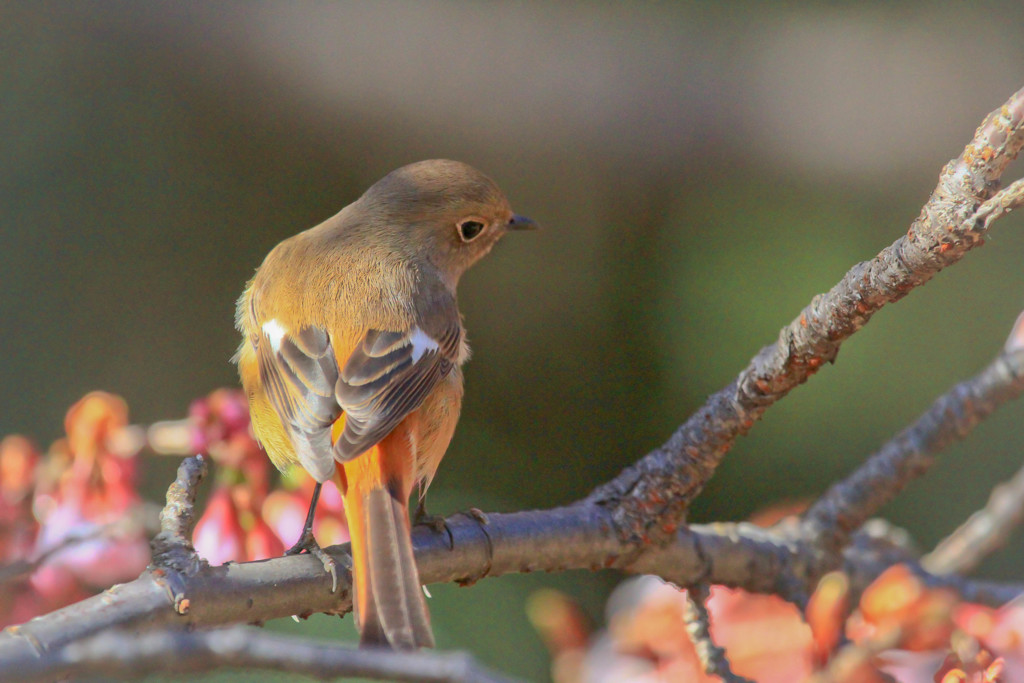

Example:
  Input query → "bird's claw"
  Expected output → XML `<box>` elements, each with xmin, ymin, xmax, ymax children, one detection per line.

<box><xmin>414</xmin><ymin>510</ymin><xmax>450</xmax><ymax>534</ymax></box>
<box><xmin>463</xmin><ymin>507</ymin><xmax>488</xmax><ymax>525</ymax></box>
<box><xmin>414</xmin><ymin>499</ymin><xmax>454</xmax><ymax>549</ymax></box>
<box><xmin>286</xmin><ymin>529</ymin><xmax>338</xmax><ymax>593</ymax></box>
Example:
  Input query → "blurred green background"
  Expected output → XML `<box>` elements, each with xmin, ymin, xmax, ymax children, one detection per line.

<box><xmin>4</xmin><ymin>2</ymin><xmax>1024</xmax><ymax>680</ymax></box>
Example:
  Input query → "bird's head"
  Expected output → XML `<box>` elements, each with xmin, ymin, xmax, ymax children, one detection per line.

<box><xmin>357</xmin><ymin>159</ymin><xmax>537</xmax><ymax>285</ymax></box>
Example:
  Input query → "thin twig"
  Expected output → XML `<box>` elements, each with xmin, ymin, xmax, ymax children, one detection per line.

<box><xmin>924</xmin><ymin>461</ymin><xmax>1024</xmax><ymax>575</ymax></box>
<box><xmin>589</xmin><ymin>87</ymin><xmax>1024</xmax><ymax>549</ymax></box>
<box><xmin>0</xmin><ymin>504</ymin><xmax>159</xmax><ymax>586</ymax></box>
<box><xmin>806</xmin><ymin>628</ymin><xmax>901</xmax><ymax>683</ymax></box>
<box><xmin>973</xmin><ymin>176</ymin><xmax>1024</xmax><ymax>232</ymax></box>
<box><xmin>150</xmin><ymin>454</ymin><xmax>208</xmax><ymax>576</ymax></box>
<box><xmin>916</xmin><ymin>570</ymin><xmax>1024</xmax><ymax>607</ymax></box>
<box><xmin>6</xmin><ymin>626</ymin><xmax>519</xmax><ymax>683</ymax></box>
<box><xmin>802</xmin><ymin>344</ymin><xmax>1024</xmax><ymax>562</ymax></box>
<box><xmin>682</xmin><ymin>583</ymin><xmax>753</xmax><ymax>683</ymax></box>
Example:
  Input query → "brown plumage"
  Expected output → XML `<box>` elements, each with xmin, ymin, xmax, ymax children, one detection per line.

<box><xmin>234</xmin><ymin>159</ymin><xmax>535</xmax><ymax>649</ymax></box>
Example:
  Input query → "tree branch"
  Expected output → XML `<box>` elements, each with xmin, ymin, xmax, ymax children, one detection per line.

<box><xmin>3</xmin><ymin>498</ymin><xmax>1020</xmax><ymax>682</ymax></box>
<box><xmin>923</xmin><ymin>460</ymin><xmax>1024</xmax><ymax>575</ymax></box>
<box><xmin>683</xmin><ymin>583</ymin><xmax>752</xmax><ymax>683</ymax></box>
<box><xmin>7</xmin><ymin>626</ymin><xmax>518</xmax><ymax>683</ymax></box>
<box><xmin>801</xmin><ymin>343</ymin><xmax>1024</xmax><ymax>559</ymax></box>
<box><xmin>150</xmin><ymin>454</ymin><xmax>208</xmax><ymax>576</ymax></box>
<box><xmin>5</xmin><ymin>87</ymin><xmax>1024</xmax><ymax>683</ymax></box>
<box><xmin>588</xmin><ymin>86</ymin><xmax>1024</xmax><ymax>547</ymax></box>
<box><xmin>0</xmin><ymin>503</ymin><xmax>159</xmax><ymax>587</ymax></box>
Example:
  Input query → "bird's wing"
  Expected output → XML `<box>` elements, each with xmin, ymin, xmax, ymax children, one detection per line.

<box><xmin>334</xmin><ymin>319</ymin><xmax>461</xmax><ymax>462</ymax></box>
<box><xmin>252</xmin><ymin>307</ymin><xmax>342</xmax><ymax>482</ymax></box>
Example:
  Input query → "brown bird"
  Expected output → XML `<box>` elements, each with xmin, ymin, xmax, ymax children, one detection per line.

<box><xmin>234</xmin><ymin>160</ymin><xmax>535</xmax><ymax>649</ymax></box>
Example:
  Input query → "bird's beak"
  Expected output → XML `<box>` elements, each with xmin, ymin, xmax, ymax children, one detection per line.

<box><xmin>508</xmin><ymin>214</ymin><xmax>539</xmax><ymax>231</ymax></box>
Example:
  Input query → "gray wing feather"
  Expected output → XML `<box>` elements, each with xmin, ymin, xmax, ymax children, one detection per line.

<box><xmin>333</xmin><ymin>326</ymin><xmax>458</xmax><ymax>462</ymax></box>
<box><xmin>255</xmin><ymin>325</ymin><xmax>341</xmax><ymax>481</ymax></box>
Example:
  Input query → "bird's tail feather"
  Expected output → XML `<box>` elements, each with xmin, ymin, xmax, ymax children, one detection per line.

<box><xmin>346</xmin><ymin>481</ymin><xmax>433</xmax><ymax>650</ymax></box>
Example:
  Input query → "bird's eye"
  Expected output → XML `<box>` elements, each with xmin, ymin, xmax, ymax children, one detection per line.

<box><xmin>457</xmin><ymin>219</ymin><xmax>485</xmax><ymax>242</ymax></box>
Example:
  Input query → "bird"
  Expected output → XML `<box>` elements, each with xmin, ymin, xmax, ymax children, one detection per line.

<box><xmin>234</xmin><ymin>159</ymin><xmax>536</xmax><ymax>649</ymax></box>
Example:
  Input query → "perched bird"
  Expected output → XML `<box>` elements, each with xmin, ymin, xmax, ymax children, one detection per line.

<box><xmin>234</xmin><ymin>160</ymin><xmax>535</xmax><ymax>649</ymax></box>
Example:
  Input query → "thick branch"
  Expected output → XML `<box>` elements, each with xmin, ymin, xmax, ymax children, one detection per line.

<box><xmin>8</xmin><ymin>626</ymin><xmax>517</xmax><ymax>683</ymax></box>
<box><xmin>4</xmin><ymin>502</ymin><xmax>1020</xmax><ymax>683</ymax></box>
<box><xmin>589</xmin><ymin>87</ymin><xmax>1024</xmax><ymax>546</ymax></box>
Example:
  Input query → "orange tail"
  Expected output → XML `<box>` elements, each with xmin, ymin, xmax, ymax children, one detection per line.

<box><xmin>336</xmin><ymin>436</ymin><xmax>433</xmax><ymax>650</ymax></box>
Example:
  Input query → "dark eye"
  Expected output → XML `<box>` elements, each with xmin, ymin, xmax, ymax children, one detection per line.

<box><xmin>457</xmin><ymin>219</ymin><xmax>485</xmax><ymax>242</ymax></box>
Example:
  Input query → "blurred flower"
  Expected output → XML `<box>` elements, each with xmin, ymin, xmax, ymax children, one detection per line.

<box><xmin>0</xmin><ymin>436</ymin><xmax>41</xmax><ymax>560</ymax></box>
<box><xmin>699</xmin><ymin>584</ymin><xmax>814</xmax><ymax>681</ymax></box>
<box><xmin>246</xmin><ymin>513</ymin><xmax>285</xmax><ymax>562</ymax></box>
<box><xmin>550</xmin><ymin>576</ymin><xmax>813</xmax><ymax>683</ymax></box>
<box><xmin>262</xmin><ymin>463</ymin><xmax>349</xmax><ymax>551</ymax></box>
<box><xmin>836</xmin><ymin>565</ymin><xmax>977</xmax><ymax>682</ymax></box>
<box><xmin>189</xmin><ymin>388</ymin><xmax>253</xmax><ymax>454</ymax></box>
<box><xmin>528</xmin><ymin>589</ymin><xmax>592</xmax><ymax>683</ymax></box>
<box><xmin>193</xmin><ymin>486</ymin><xmax>245</xmax><ymax>566</ymax></box>
<box><xmin>32</xmin><ymin>503</ymin><xmax>149</xmax><ymax>589</ymax></box>
<box><xmin>35</xmin><ymin>393</ymin><xmax>148</xmax><ymax>586</ymax></box>
<box><xmin>64</xmin><ymin>391</ymin><xmax>129</xmax><ymax>460</ymax></box>
<box><xmin>51</xmin><ymin>391</ymin><xmax>140</xmax><ymax>518</ymax></box>
<box><xmin>852</xmin><ymin>565</ymin><xmax>958</xmax><ymax>653</ymax></box>
<box><xmin>312</xmin><ymin>477</ymin><xmax>348</xmax><ymax>547</ymax></box>
<box><xmin>189</xmin><ymin>388</ymin><xmax>267</xmax><ymax>497</ymax></box>
<box><xmin>933</xmin><ymin>650</ymin><xmax>1005</xmax><ymax>683</ymax></box>
<box><xmin>537</xmin><ymin>557</ymin><xmax>1014</xmax><ymax>682</ymax></box>
<box><xmin>188</xmin><ymin>389</ymin><xmax>348</xmax><ymax>563</ymax></box>
<box><xmin>0</xmin><ymin>435</ymin><xmax>39</xmax><ymax>507</ymax></box>
<box><xmin>261</xmin><ymin>488</ymin><xmax>309</xmax><ymax>551</ymax></box>
<box><xmin>807</xmin><ymin>571</ymin><xmax>851</xmax><ymax>665</ymax></box>
<box><xmin>0</xmin><ymin>392</ymin><xmax>149</xmax><ymax>627</ymax></box>
<box><xmin>231</xmin><ymin>481</ymin><xmax>285</xmax><ymax>561</ymax></box>
<box><xmin>951</xmin><ymin>596</ymin><xmax>1024</xmax><ymax>681</ymax></box>
<box><xmin>0</xmin><ymin>386</ymin><xmax>354</xmax><ymax>626</ymax></box>
<box><xmin>190</xmin><ymin>389</ymin><xmax>271</xmax><ymax>564</ymax></box>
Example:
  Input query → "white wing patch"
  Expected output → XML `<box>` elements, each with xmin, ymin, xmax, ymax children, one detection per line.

<box><xmin>408</xmin><ymin>326</ymin><xmax>440</xmax><ymax>363</ymax></box>
<box><xmin>262</xmin><ymin>319</ymin><xmax>287</xmax><ymax>353</ymax></box>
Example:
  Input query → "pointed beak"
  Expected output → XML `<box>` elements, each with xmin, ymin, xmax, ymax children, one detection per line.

<box><xmin>508</xmin><ymin>214</ymin><xmax>539</xmax><ymax>231</ymax></box>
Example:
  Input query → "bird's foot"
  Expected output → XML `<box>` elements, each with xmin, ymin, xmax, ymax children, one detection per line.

<box><xmin>413</xmin><ymin>499</ymin><xmax>449</xmax><ymax>533</ymax></box>
<box><xmin>414</xmin><ymin>499</ymin><xmax>454</xmax><ymax>549</ymax></box>
<box><xmin>286</xmin><ymin>528</ymin><xmax>338</xmax><ymax>593</ymax></box>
